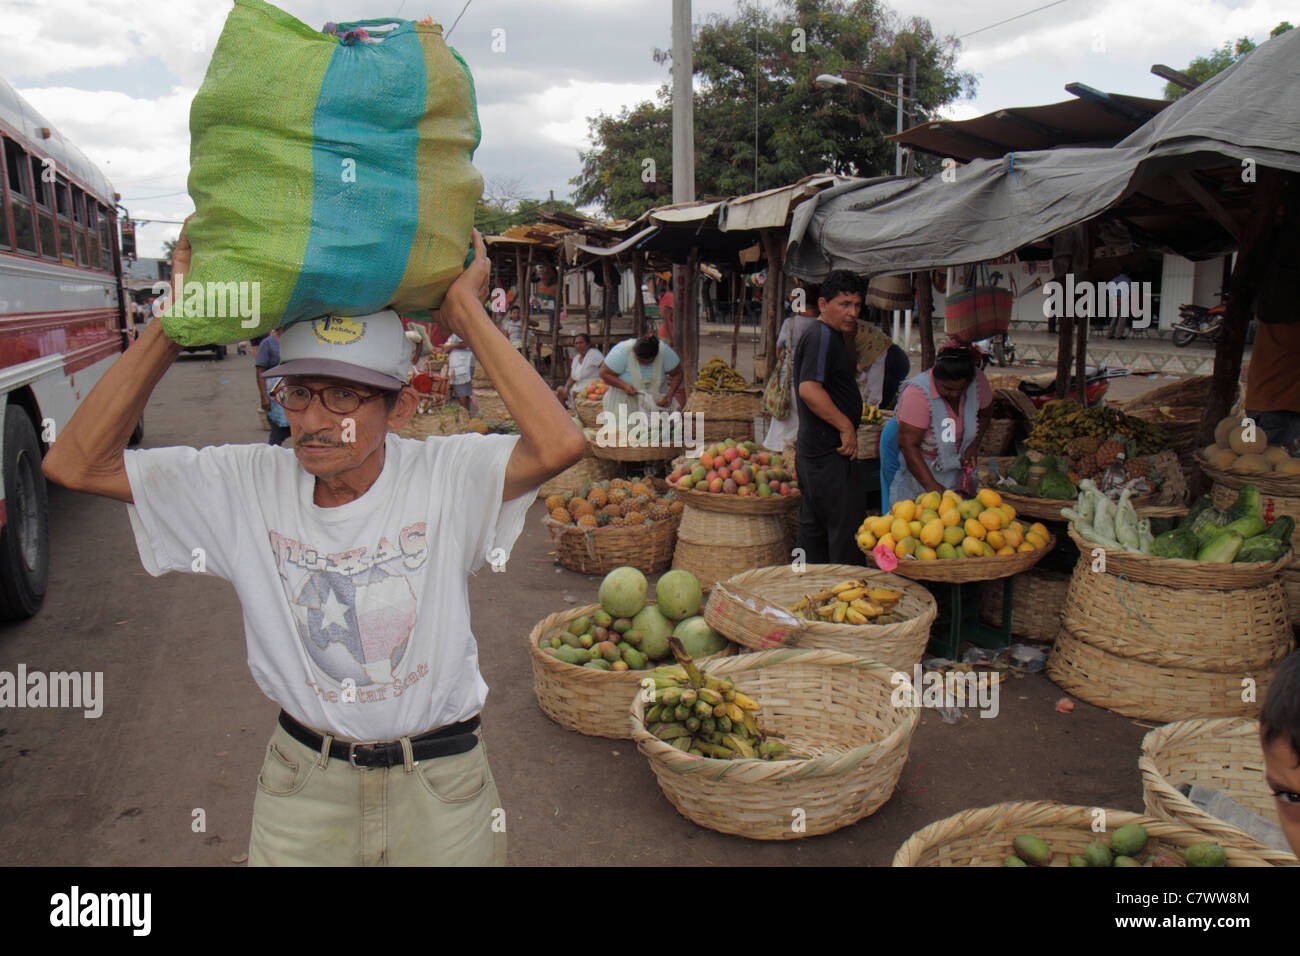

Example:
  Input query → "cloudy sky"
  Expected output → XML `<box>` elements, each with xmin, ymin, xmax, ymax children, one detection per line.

<box><xmin>2</xmin><ymin>0</ymin><xmax>1292</xmax><ymax>257</ymax></box>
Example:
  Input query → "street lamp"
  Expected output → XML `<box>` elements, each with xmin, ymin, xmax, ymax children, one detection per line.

<box><xmin>815</xmin><ymin>72</ymin><xmax>909</xmax><ymax>176</ymax></box>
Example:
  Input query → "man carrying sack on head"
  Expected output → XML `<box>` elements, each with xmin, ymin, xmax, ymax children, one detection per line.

<box><xmin>41</xmin><ymin>227</ymin><xmax>587</xmax><ymax>866</ymax></box>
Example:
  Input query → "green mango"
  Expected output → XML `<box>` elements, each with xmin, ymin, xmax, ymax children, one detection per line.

<box><xmin>1004</xmin><ymin>856</ymin><xmax>1029</xmax><ymax>867</ymax></box>
<box><xmin>567</xmin><ymin>615</ymin><xmax>591</xmax><ymax>637</ymax></box>
<box><xmin>1083</xmin><ymin>841</ymin><xmax>1112</xmax><ymax>867</ymax></box>
<box><xmin>1185</xmin><ymin>842</ymin><xmax>1227</xmax><ymax>867</ymax></box>
<box><xmin>553</xmin><ymin>645</ymin><xmax>581</xmax><ymax>665</ymax></box>
<box><xmin>1112</xmin><ymin>855</ymin><xmax>1141</xmax><ymax>867</ymax></box>
<box><xmin>1012</xmin><ymin>834</ymin><xmax>1052</xmax><ymax>866</ymax></box>
<box><xmin>612</xmin><ymin>618</ymin><xmax>633</xmax><ymax>634</ymax></box>
<box><xmin>1109</xmin><ymin>824</ymin><xmax>1148</xmax><ymax>858</ymax></box>
<box><xmin>583</xmin><ymin>659</ymin><xmax>610</xmax><ymax>670</ymax></box>
<box><xmin>593</xmin><ymin>610</ymin><xmax>613</xmax><ymax>629</ymax></box>
<box><xmin>1069</xmin><ymin>855</ymin><xmax>1089</xmax><ymax>868</ymax></box>
<box><xmin>622</xmin><ymin>647</ymin><xmax>647</xmax><ymax>669</ymax></box>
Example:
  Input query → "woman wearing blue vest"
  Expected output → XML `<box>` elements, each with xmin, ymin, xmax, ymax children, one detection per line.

<box><xmin>882</xmin><ymin>343</ymin><xmax>992</xmax><ymax>509</ymax></box>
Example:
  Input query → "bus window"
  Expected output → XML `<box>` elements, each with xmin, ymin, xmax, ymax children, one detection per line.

<box><xmin>85</xmin><ymin>202</ymin><xmax>100</xmax><ymax>269</ymax></box>
<box><xmin>2</xmin><ymin>137</ymin><xmax>38</xmax><ymax>255</ymax></box>
<box><xmin>54</xmin><ymin>176</ymin><xmax>74</xmax><ymax>266</ymax></box>
<box><xmin>30</xmin><ymin>161</ymin><xmax>57</xmax><ymax>260</ymax></box>
<box><xmin>71</xmin><ymin>189</ymin><xmax>88</xmax><ymax>266</ymax></box>
<box><xmin>97</xmin><ymin>205</ymin><xmax>112</xmax><ymax>271</ymax></box>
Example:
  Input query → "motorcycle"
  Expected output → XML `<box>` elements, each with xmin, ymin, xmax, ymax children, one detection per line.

<box><xmin>1173</xmin><ymin>292</ymin><xmax>1227</xmax><ymax>347</ymax></box>
<box><xmin>1018</xmin><ymin>365</ymin><xmax>1131</xmax><ymax>409</ymax></box>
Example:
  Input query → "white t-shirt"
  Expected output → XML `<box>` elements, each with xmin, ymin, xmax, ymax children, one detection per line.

<box><xmin>569</xmin><ymin>347</ymin><xmax>604</xmax><ymax>387</ymax></box>
<box><xmin>122</xmin><ymin>432</ymin><xmax>536</xmax><ymax>740</ymax></box>
<box><xmin>445</xmin><ymin>335</ymin><xmax>475</xmax><ymax>384</ymax></box>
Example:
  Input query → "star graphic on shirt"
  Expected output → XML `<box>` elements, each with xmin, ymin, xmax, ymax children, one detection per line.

<box><xmin>318</xmin><ymin>586</ymin><xmax>351</xmax><ymax>630</ymax></box>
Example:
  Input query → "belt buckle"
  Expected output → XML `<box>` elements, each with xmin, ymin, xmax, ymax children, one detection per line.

<box><xmin>347</xmin><ymin>740</ymin><xmax>379</xmax><ymax>769</ymax></box>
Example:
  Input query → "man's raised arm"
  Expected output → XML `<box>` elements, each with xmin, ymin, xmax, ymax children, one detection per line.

<box><xmin>42</xmin><ymin>230</ymin><xmax>191</xmax><ymax>504</ymax></box>
<box><xmin>440</xmin><ymin>231</ymin><xmax>586</xmax><ymax>501</ymax></box>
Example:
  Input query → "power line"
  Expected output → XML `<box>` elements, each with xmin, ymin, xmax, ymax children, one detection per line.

<box><xmin>445</xmin><ymin>0</ymin><xmax>473</xmax><ymax>37</ymax></box>
<box><xmin>956</xmin><ymin>0</ymin><xmax>1073</xmax><ymax>41</ymax></box>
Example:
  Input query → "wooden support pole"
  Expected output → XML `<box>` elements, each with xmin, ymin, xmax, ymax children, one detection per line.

<box><xmin>520</xmin><ymin>245</ymin><xmax>534</xmax><ymax>356</ymax></box>
<box><xmin>731</xmin><ymin>271</ymin><xmax>742</xmax><ymax>371</ymax></box>
<box><xmin>632</xmin><ymin>252</ymin><xmax>645</xmax><ymax>339</ymax></box>
<box><xmin>551</xmin><ymin>249</ymin><xmax>564</xmax><ymax>384</ymax></box>
<box><xmin>601</xmin><ymin>258</ymin><xmax>614</xmax><ymax>348</ymax></box>
<box><xmin>1198</xmin><ymin>167</ymin><xmax>1285</xmax><ymax>449</ymax></box>
<box><xmin>580</xmin><ymin>260</ymin><xmax>590</xmax><ymax>337</ymax></box>
<box><xmin>683</xmin><ymin>247</ymin><xmax>699</xmax><ymax>390</ymax></box>
<box><xmin>1076</xmin><ymin>222</ymin><xmax>1094</xmax><ymax>406</ymax></box>
<box><xmin>915</xmin><ymin>271</ymin><xmax>935</xmax><ymax>372</ymax></box>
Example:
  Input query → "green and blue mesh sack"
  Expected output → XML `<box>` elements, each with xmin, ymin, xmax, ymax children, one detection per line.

<box><xmin>164</xmin><ymin>0</ymin><xmax>482</xmax><ymax>346</ymax></box>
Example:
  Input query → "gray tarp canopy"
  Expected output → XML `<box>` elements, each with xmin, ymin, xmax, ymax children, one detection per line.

<box><xmin>786</xmin><ymin>27</ymin><xmax>1300</xmax><ymax>280</ymax></box>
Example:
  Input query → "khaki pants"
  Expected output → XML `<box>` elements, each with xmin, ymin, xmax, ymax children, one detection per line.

<box><xmin>248</xmin><ymin>722</ymin><xmax>507</xmax><ymax>866</ymax></box>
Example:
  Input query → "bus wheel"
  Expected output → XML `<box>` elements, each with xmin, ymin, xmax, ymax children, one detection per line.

<box><xmin>0</xmin><ymin>407</ymin><xmax>49</xmax><ymax>619</ymax></box>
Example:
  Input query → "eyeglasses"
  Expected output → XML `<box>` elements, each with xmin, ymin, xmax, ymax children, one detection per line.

<box><xmin>271</xmin><ymin>383</ymin><xmax>390</xmax><ymax>415</ymax></box>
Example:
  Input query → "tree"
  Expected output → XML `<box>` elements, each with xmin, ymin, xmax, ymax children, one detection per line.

<box><xmin>1162</xmin><ymin>21</ymin><xmax>1293</xmax><ymax>99</ymax></box>
<box><xmin>162</xmin><ymin>238</ymin><xmax>178</xmax><ymax>263</ymax></box>
<box><xmin>474</xmin><ymin>176</ymin><xmax>579</xmax><ymax>234</ymax></box>
<box><xmin>571</xmin><ymin>0</ymin><xmax>974</xmax><ymax>219</ymax></box>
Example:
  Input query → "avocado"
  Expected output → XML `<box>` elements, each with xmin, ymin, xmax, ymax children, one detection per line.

<box><xmin>1109</xmin><ymin>823</ymin><xmax>1148</xmax><ymax>858</ymax></box>
<box><xmin>1185</xmin><ymin>842</ymin><xmax>1227</xmax><ymax>867</ymax></box>
<box><xmin>1083</xmin><ymin>840</ymin><xmax>1113</xmax><ymax>867</ymax></box>
<box><xmin>1012</xmin><ymin>834</ymin><xmax>1052</xmax><ymax>866</ymax></box>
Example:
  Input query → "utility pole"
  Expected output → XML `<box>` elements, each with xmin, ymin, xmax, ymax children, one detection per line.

<box><xmin>895</xmin><ymin>73</ymin><xmax>903</xmax><ymax>175</ymax></box>
<box><xmin>671</xmin><ymin>0</ymin><xmax>696</xmax><ymax>382</ymax></box>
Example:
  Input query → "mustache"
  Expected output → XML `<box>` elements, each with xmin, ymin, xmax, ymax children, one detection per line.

<box><xmin>298</xmin><ymin>434</ymin><xmax>347</xmax><ymax>446</ymax></box>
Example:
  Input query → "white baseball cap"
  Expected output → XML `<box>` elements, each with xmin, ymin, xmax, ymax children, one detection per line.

<box><xmin>265</xmin><ymin>310</ymin><xmax>413</xmax><ymax>391</ymax></box>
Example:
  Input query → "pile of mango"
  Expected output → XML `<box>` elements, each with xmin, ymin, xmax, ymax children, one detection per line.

<box><xmin>789</xmin><ymin>578</ymin><xmax>907</xmax><ymax>625</ymax></box>
<box><xmin>643</xmin><ymin>638</ymin><xmax>790</xmax><ymax>760</ymax></box>
<box><xmin>1006</xmin><ymin>824</ymin><xmax>1227</xmax><ymax>867</ymax></box>
<box><xmin>857</xmin><ymin>489</ymin><xmax>1051</xmax><ymax>561</ymax></box>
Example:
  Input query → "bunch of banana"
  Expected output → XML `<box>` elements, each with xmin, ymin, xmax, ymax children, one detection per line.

<box><xmin>789</xmin><ymin>578</ymin><xmax>905</xmax><ymax>625</ymax></box>
<box><xmin>861</xmin><ymin>405</ymin><xmax>884</xmax><ymax>425</ymax></box>
<box><xmin>642</xmin><ymin>638</ymin><xmax>791</xmax><ymax>760</ymax></box>
<box><xmin>694</xmin><ymin>357</ymin><xmax>750</xmax><ymax>391</ymax></box>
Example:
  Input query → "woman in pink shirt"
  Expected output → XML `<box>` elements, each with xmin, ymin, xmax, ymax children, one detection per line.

<box><xmin>886</xmin><ymin>343</ymin><xmax>993</xmax><ymax>505</ymax></box>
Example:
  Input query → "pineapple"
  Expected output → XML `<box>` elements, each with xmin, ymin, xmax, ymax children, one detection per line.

<box><xmin>588</xmin><ymin>488</ymin><xmax>608</xmax><ymax>508</ymax></box>
<box><xmin>604</xmin><ymin>503</ymin><xmax>623</xmax><ymax>518</ymax></box>
<box><xmin>544</xmin><ymin>494</ymin><xmax>566</xmax><ymax>512</ymax></box>
<box><xmin>624</xmin><ymin>510</ymin><xmax>646</xmax><ymax>526</ymax></box>
<box><xmin>648</xmin><ymin>502</ymin><xmax>671</xmax><ymax>521</ymax></box>
<box><xmin>609</xmin><ymin>488</ymin><xmax>628</xmax><ymax>505</ymax></box>
<box><xmin>1066</xmin><ymin>435</ymin><xmax>1102</xmax><ymax>460</ymax></box>
<box><xmin>576</xmin><ymin>513</ymin><xmax>597</xmax><ymax>528</ymax></box>
<box><xmin>549</xmin><ymin>507</ymin><xmax>572</xmax><ymax>524</ymax></box>
<box><xmin>1095</xmin><ymin>440</ymin><xmax>1124</xmax><ymax>468</ymax></box>
<box><xmin>608</xmin><ymin>515</ymin><xmax>626</xmax><ymax>526</ymax></box>
<box><xmin>1123</xmin><ymin>456</ymin><xmax>1150</xmax><ymax>481</ymax></box>
<box><xmin>594</xmin><ymin>510</ymin><xmax>611</xmax><ymax>527</ymax></box>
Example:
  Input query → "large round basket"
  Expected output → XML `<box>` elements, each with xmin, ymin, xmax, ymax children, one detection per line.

<box><xmin>1139</xmin><ymin>718</ymin><xmax>1299</xmax><ymax>865</ymax></box>
<box><xmin>864</xmin><ymin>536</ymin><xmax>1055</xmax><ymax>583</ymax></box>
<box><xmin>1207</xmin><ymin>474</ymin><xmax>1300</xmax><ymax>627</ymax></box>
<box><xmin>536</xmin><ymin>452</ymin><xmax>620</xmax><ymax>501</ymax></box>
<box><xmin>544</xmin><ymin>514</ymin><xmax>680</xmax><ymax>575</ymax></box>
<box><xmin>891</xmin><ymin>800</ymin><xmax>1278</xmax><ymax>866</ymax></box>
<box><xmin>672</xmin><ymin>485</ymin><xmax>801</xmax><ymax>515</ymax></box>
<box><xmin>1065</xmin><ymin>524</ymin><xmax>1291</xmax><ymax>590</ymax></box>
<box><xmin>573</xmin><ymin>395</ymin><xmax>603</xmax><ymax>428</ymax></box>
<box><xmin>672</xmin><ymin>507</ymin><xmax>788</xmax><ymax>592</ymax></box>
<box><xmin>703</xmin><ymin>564</ymin><xmax>937</xmax><ymax>670</ymax></box>
<box><xmin>1197</xmin><ymin>451</ymin><xmax>1300</xmax><ymax>499</ymax></box>
<box><xmin>1046</xmin><ymin>625</ymin><xmax>1279</xmax><ymax>721</ymax></box>
<box><xmin>978</xmin><ymin>566</ymin><xmax>1070</xmax><ymax>642</ymax></box>
<box><xmin>630</xmin><ymin>648</ymin><xmax>918</xmax><ymax>839</ymax></box>
<box><xmin>1060</xmin><ymin>556</ymin><xmax>1293</xmax><ymax>671</ymax></box>
<box><xmin>527</xmin><ymin>604</ymin><xmax>736</xmax><ymax>740</ymax></box>
<box><xmin>684</xmin><ymin>388</ymin><xmax>762</xmax><ymax>421</ymax></box>
<box><xmin>589</xmin><ymin>440</ymin><xmax>684</xmax><ymax>462</ymax></box>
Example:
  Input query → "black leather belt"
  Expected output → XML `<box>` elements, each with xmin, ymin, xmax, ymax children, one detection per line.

<box><xmin>278</xmin><ymin>710</ymin><xmax>480</xmax><ymax>768</ymax></box>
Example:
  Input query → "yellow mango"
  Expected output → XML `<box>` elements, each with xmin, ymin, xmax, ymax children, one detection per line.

<box><xmin>921</xmin><ymin>519</ymin><xmax>946</xmax><ymax>547</ymax></box>
<box><xmin>858</xmin><ymin>531</ymin><xmax>877</xmax><ymax>550</ymax></box>
<box><xmin>943</xmin><ymin>525</ymin><xmax>966</xmax><ymax>546</ymax></box>
<box><xmin>919</xmin><ymin>509</ymin><xmax>940</xmax><ymax>525</ymax></box>
<box><xmin>1017</xmin><ymin>541</ymin><xmax>1035</xmax><ymax>553</ymax></box>
<box><xmin>982</xmin><ymin>541</ymin><xmax>995</xmax><ymax>556</ymax></box>
<box><xmin>892</xmin><ymin>499</ymin><xmax>916</xmax><ymax>522</ymax></box>
<box><xmin>986</xmin><ymin>530</ymin><xmax>1006</xmax><ymax>550</ymax></box>
<box><xmin>919</xmin><ymin>491</ymin><xmax>942</xmax><ymax>512</ymax></box>
<box><xmin>977</xmin><ymin>488</ymin><xmax>1002</xmax><ymax>509</ymax></box>
<box><xmin>996</xmin><ymin>546</ymin><xmax>1015</xmax><ymax>556</ymax></box>
<box><xmin>978</xmin><ymin>509</ymin><xmax>1003</xmax><ymax>531</ymax></box>
<box><xmin>939</xmin><ymin>508</ymin><xmax>961</xmax><ymax>528</ymax></box>
<box><xmin>1025</xmin><ymin>532</ymin><xmax>1047</xmax><ymax>550</ymax></box>
<box><xmin>918</xmin><ymin>546</ymin><xmax>938</xmax><ymax>561</ymax></box>
<box><xmin>870</xmin><ymin>515</ymin><xmax>894</xmax><ymax>537</ymax></box>
<box><xmin>1002</xmin><ymin>525</ymin><xmax>1023</xmax><ymax>548</ymax></box>
<box><xmin>964</xmin><ymin>518</ymin><xmax>987</xmax><ymax>541</ymax></box>
<box><xmin>909</xmin><ymin>520</ymin><xmax>923</xmax><ymax>538</ymax></box>
<box><xmin>1029</xmin><ymin>522</ymin><xmax>1049</xmax><ymax>540</ymax></box>
<box><xmin>895</xmin><ymin>536</ymin><xmax>918</xmax><ymax>557</ymax></box>
<box><xmin>998</xmin><ymin>504</ymin><xmax>1016</xmax><ymax>524</ymax></box>
<box><xmin>890</xmin><ymin>518</ymin><xmax>910</xmax><ymax>541</ymax></box>
<box><xmin>962</xmin><ymin>536</ymin><xmax>984</xmax><ymax>557</ymax></box>
<box><xmin>877</xmin><ymin>533</ymin><xmax>896</xmax><ymax>552</ymax></box>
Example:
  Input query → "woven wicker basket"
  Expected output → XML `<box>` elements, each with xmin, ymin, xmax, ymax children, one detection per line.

<box><xmin>1285</xmin><ymin>567</ymin><xmax>1300</xmax><ymax>628</ymax></box>
<box><xmin>865</xmin><ymin>535</ymin><xmax>1055</xmax><ymax>583</ymax></box>
<box><xmin>527</xmin><ymin>604</ymin><xmax>736</xmax><ymax>740</ymax></box>
<box><xmin>1198</xmin><ymin>452</ymin><xmax>1300</xmax><ymax>499</ymax></box>
<box><xmin>630</xmin><ymin>648</ymin><xmax>918</xmax><ymax>839</ymax></box>
<box><xmin>684</xmin><ymin>388</ymin><xmax>761</xmax><ymax>420</ymax></box>
<box><xmin>536</xmin><ymin>453</ymin><xmax>620</xmax><ymax>501</ymax></box>
<box><xmin>1139</xmin><ymin>718</ymin><xmax>1299</xmax><ymax>865</ymax></box>
<box><xmin>573</xmin><ymin>395</ymin><xmax>603</xmax><ymax>428</ymax></box>
<box><xmin>672</xmin><ymin>507</ymin><xmax>788</xmax><ymax>592</ymax></box>
<box><xmin>891</xmin><ymin>799</ymin><xmax>1278</xmax><ymax>866</ymax></box>
<box><xmin>544</xmin><ymin>514</ymin><xmax>680</xmax><ymax>575</ymax></box>
<box><xmin>698</xmin><ymin>418</ymin><xmax>754</xmax><ymax>443</ymax></box>
<box><xmin>978</xmin><ymin>567</ymin><xmax>1070</xmax><ymax>643</ymax></box>
<box><xmin>857</xmin><ymin>411</ymin><xmax>893</xmax><ymax>461</ymax></box>
<box><xmin>1060</xmin><ymin>559</ymin><xmax>1293</xmax><ymax>671</ymax></box>
<box><xmin>977</xmin><ymin>418</ymin><xmax>1017</xmax><ymax>456</ymax></box>
<box><xmin>1065</xmin><ymin>523</ymin><xmax>1291</xmax><ymax>590</ymax></box>
<box><xmin>673</xmin><ymin>485</ymin><xmax>801</xmax><ymax>515</ymax></box>
<box><xmin>589</xmin><ymin>440</ymin><xmax>683</xmax><ymax>462</ymax></box>
<box><xmin>703</xmin><ymin>564</ymin><xmax>937</xmax><ymax>669</ymax></box>
<box><xmin>1047</xmin><ymin>625</ymin><xmax>1278</xmax><ymax>721</ymax></box>
<box><xmin>396</xmin><ymin>405</ymin><xmax>472</xmax><ymax>439</ymax></box>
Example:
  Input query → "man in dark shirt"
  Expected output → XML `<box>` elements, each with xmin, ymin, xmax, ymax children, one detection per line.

<box><xmin>793</xmin><ymin>270</ymin><xmax>866</xmax><ymax>564</ymax></box>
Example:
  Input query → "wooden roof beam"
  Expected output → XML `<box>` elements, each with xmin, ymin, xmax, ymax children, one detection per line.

<box><xmin>1172</xmin><ymin>170</ymin><xmax>1244</xmax><ymax>242</ymax></box>
<box><xmin>1151</xmin><ymin>64</ymin><xmax>1200</xmax><ymax>92</ymax></box>
<box><xmin>1064</xmin><ymin>83</ymin><xmax>1153</xmax><ymax>125</ymax></box>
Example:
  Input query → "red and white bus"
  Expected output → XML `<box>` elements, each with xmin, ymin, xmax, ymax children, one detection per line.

<box><xmin>0</xmin><ymin>73</ymin><xmax>135</xmax><ymax>619</ymax></box>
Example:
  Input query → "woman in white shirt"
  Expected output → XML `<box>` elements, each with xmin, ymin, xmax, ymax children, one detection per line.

<box><xmin>557</xmin><ymin>333</ymin><xmax>604</xmax><ymax>406</ymax></box>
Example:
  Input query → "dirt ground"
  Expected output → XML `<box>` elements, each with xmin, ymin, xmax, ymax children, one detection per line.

<box><xmin>0</xmin><ymin>335</ymin><xmax>1167</xmax><ymax>866</ymax></box>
